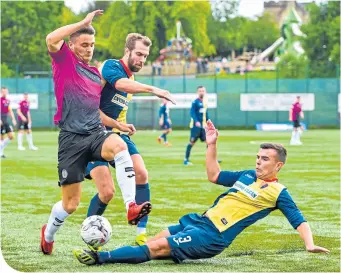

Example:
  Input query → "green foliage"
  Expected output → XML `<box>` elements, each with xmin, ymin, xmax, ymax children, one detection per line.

<box><xmin>301</xmin><ymin>1</ymin><xmax>340</xmax><ymax>78</ymax></box>
<box><xmin>276</xmin><ymin>53</ymin><xmax>308</xmax><ymax>79</ymax></box>
<box><xmin>1</xmin><ymin>1</ymin><xmax>65</xmax><ymax>69</ymax></box>
<box><xmin>1</xmin><ymin>63</ymin><xmax>16</xmax><ymax>78</ymax></box>
<box><xmin>245</xmin><ymin>12</ymin><xmax>279</xmax><ymax>51</ymax></box>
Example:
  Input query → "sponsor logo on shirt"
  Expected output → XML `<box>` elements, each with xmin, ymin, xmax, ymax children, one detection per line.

<box><xmin>112</xmin><ymin>94</ymin><xmax>129</xmax><ymax>108</ymax></box>
<box><xmin>232</xmin><ymin>181</ymin><xmax>258</xmax><ymax>199</ymax></box>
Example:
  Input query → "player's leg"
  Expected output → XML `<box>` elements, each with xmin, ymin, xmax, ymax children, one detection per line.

<box><xmin>42</xmin><ymin>183</ymin><xmax>82</xmax><ymax>254</ymax></box>
<box><xmin>94</xmin><ymin>133</ymin><xmax>151</xmax><ymax>225</ymax></box>
<box><xmin>17</xmin><ymin>121</ymin><xmax>25</xmax><ymax>150</ymax></box>
<box><xmin>0</xmin><ymin>127</ymin><xmax>6</xmax><ymax>157</ymax></box>
<box><xmin>41</xmin><ymin>132</ymin><xmax>88</xmax><ymax>254</ymax></box>
<box><xmin>74</xmin><ymin>235</ymin><xmax>171</xmax><ymax>265</ymax></box>
<box><xmin>86</xmin><ymin>163</ymin><xmax>115</xmax><ymax>217</ymax></box>
<box><xmin>1</xmin><ymin>125</ymin><xmax>14</xmax><ymax>156</ymax></box>
<box><xmin>131</xmin><ymin>153</ymin><xmax>150</xmax><ymax>245</ymax></box>
<box><xmin>26</xmin><ymin>126</ymin><xmax>38</xmax><ymax>150</ymax></box>
<box><xmin>163</xmin><ymin>127</ymin><xmax>172</xmax><ymax>146</ymax></box>
<box><xmin>184</xmin><ymin>128</ymin><xmax>198</xmax><ymax>165</ymax></box>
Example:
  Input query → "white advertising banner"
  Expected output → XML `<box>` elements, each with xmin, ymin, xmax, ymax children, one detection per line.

<box><xmin>240</xmin><ymin>93</ymin><xmax>315</xmax><ymax>111</ymax></box>
<box><xmin>7</xmin><ymin>94</ymin><xmax>39</xmax><ymax>109</ymax></box>
<box><xmin>133</xmin><ymin>93</ymin><xmax>217</xmax><ymax>109</ymax></box>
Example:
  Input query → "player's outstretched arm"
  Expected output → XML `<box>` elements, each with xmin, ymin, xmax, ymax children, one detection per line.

<box><xmin>205</xmin><ymin>120</ymin><xmax>221</xmax><ymax>183</ymax></box>
<box><xmin>46</xmin><ymin>10</ymin><xmax>103</xmax><ymax>52</ymax></box>
<box><xmin>296</xmin><ymin>222</ymin><xmax>329</xmax><ymax>254</ymax></box>
<box><xmin>99</xmin><ymin>110</ymin><xmax>136</xmax><ymax>136</ymax></box>
<box><xmin>115</xmin><ymin>79</ymin><xmax>176</xmax><ymax>104</ymax></box>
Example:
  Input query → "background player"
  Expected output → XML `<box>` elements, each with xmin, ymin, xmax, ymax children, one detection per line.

<box><xmin>184</xmin><ymin>86</ymin><xmax>209</xmax><ymax>165</ymax></box>
<box><xmin>157</xmin><ymin>98</ymin><xmax>172</xmax><ymax>146</ymax></box>
<box><xmin>0</xmin><ymin>86</ymin><xmax>17</xmax><ymax>158</ymax></box>
<box><xmin>74</xmin><ymin>120</ymin><xmax>329</xmax><ymax>265</ymax></box>
<box><xmin>41</xmin><ymin>10</ymin><xmax>152</xmax><ymax>255</ymax></box>
<box><xmin>289</xmin><ymin>96</ymin><xmax>304</xmax><ymax>145</ymax></box>
<box><xmin>85</xmin><ymin>33</ymin><xmax>176</xmax><ymax>246</ymax></box>
<box><xmin>17</xmin><ymin>92</ymin><xmax>38</xmax><ymax>151</ymax></box>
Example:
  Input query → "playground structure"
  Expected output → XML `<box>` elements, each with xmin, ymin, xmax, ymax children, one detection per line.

<box><xmin>251</xmin><ymin>7</ymin><xmax>306</xmax><ymax>65</ymax></box>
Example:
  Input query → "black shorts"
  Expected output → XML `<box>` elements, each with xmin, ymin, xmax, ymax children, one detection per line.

<box><xmin>293</xmin><ymin>120</ymin><xmax>301</xmax><ymax>128</ymax></box>
<box><xmin>1</xmin><ymin>122</ymin><xmax>13</xmax><ymax>135</ymax></box>
<box><xmin>57</xmin><ymin>128</ymin><xmax>114</xmax><ymax>186</ymax></box>
<box><xmin>18</xmin><ymin>120</ymin><xmax>29</xmax><ymax>130</ymax></box>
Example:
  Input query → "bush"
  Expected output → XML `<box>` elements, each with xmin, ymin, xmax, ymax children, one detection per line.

<box><xmin>276</xmin><ymin>53</ymin><xmax>308</xmax><ymax>79</ymax></box>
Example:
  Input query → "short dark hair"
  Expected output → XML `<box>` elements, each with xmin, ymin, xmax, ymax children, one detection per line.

<box><xmin>2</xmin><ymin>86</ymin><xmax>7</xmax><ymax>90</ymax></box>
<box><xmin>260</xmin><ymin>143</ymin><xmax>287</xmax><ymax>163</ymax></box>
<box><xmin>125</xmin><ymin>33</ymin><xmax>152</xmax><ymax>51</ymax></box>
<box><xmin>70</xmin><ymin>26</ymin><xmax>96</xmax><ymax>42</ymax></box>
<box><xmin>197</xmin><ymin>86</ymin><xmax>205</xmax><ymax>90</ymax></box>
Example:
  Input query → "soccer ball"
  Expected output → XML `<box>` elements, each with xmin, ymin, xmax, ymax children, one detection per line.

<box><xmin>80</xmin><ymin>215</ymin><xmax>112</xmax><ymax>248</ymax></box>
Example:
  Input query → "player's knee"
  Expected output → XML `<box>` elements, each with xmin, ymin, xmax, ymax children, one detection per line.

<box><xmin>135</xmin><ymin>168</ymin><xmax>148</xmax><ymax>184</ymax></box>
<box><xmin>112</xmin><ymin>138</ymin><xmax>128</xmax><ymax>155</ymax></box>
<box><xmin>100</xmin><ymin>187</ymin><xmax>115</xmax><ymax>204</ymax></box>
<box><xmin>63</xmin><ymin>197</ymin><xmax>80</xmax><ymax>214</ymax></box>
<box><xmin>147</xmin><ymin>239</ymin><xmax>171</xmax><ymax>258</ymax></box>
<box><xmin>8</xmin><ymin>134</ymin><xmax>14</xmax><ymax>140</ymax></box>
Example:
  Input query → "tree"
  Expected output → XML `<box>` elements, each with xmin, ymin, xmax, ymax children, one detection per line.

<box><xmin>1</xmin><ymin>1</ymin><xmax>64</xmax><ymax>70</ymax></box>
<box><xmin>244</xmin><ymin>12</ymin><xmax>279</xmax><ymax>51</ymax></box>
<box><xmin>301</xmin><ymin>1</ymin><xmax>340</xmax><ymax>77</ymax></box>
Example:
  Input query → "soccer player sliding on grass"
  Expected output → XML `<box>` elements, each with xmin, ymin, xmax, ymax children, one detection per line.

<box><xmin>74</xmin><ymin>120</ymin><xmax>329</xmax><ymax>265</ymax></box>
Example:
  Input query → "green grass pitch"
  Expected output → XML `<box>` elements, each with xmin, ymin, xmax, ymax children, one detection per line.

<box><xmin>1</xmin><ymin>130</ymin><xmax>340</xmax><ymax>272</ymax></box>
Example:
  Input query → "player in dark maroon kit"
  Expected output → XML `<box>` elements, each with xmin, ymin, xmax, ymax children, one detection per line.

<box><xmin>289</xmin><ymin>96</ymin><xmax>304</xmax><ymax>145</ymax></box>
<box><xmin>40</xmin><ymin>10</ymin><xmax>152</xmax><ymax>255</ymax></box>
<box><xmin>17</xmin><ymin>93</ymin><xmax>38</xmax><ymax>151</ymax></box>
<box><xmin>0</xmin><ymin>86</ymin><xmax>17</xmax><ymax>158</ymax></box>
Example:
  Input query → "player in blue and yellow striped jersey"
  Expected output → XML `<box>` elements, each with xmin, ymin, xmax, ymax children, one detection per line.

<box><xmin>184</xmin><ymin>86</ymin><xmax>209</xmax><ymax>165</ymax></box>
<box><xmin>85</xmin><ymin>33</ymin><xmax>175</xmax><ymax>246</ymax></box>
<box><xmin>157</xmin><ymin>98</ymin><xmax>172</xmax><ymax>146</ymax></box>
<box><xmin>74</xmin><ymin>120</ymin><xmax>329</xmax><ymax>266</ymax></box>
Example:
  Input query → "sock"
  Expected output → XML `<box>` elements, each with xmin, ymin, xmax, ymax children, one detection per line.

<box><xmin>98</xmin><ymin>245</ymin><xmax>151</xmax><ymax>264</ymax></box>
<box><xmin>160</xmin><ymin>133</ymin><xmax>165</xmax><ymax>142</ymax></box>
<box><xmin>290</xmin><ymin>131</ymin><xmax>295</xmax><ymax>143</ymax></box>
<box><xmin>114</xmin><ymin>150</ymin><xmax>136</xmax><ymax>210</ymax></box>
<box><xmin>0</xmin><ymin>138</ymin><xmax>11</xmax><ymax>155</ymax></box>
<box><xmin>45</xmin><ymin>200</ymin><xmax>70</xmax><ymax>242</ymax></box>
<box><xmin>87</xmin><ymin>193</ymin><xmax>108</xmax><ymax>217</ymax></box>
<box><xmin>163</xmin><ymin>134</ymin><xmax>167</xmax><ymax>143</ymax></box>
<box><xmin>136</xmin><ymin>184</ymin><xmax>150</xmax><ymax>233</ymax></box>
<box><xmin>295</xmin><ymin>131</ymin><xmax>300</xmax><ymax>142</ymax></box>
<box><xmin>18</xmin><ymin>133</ymin><xmax>23</xmax><ymax>147</ymax></box>
<box><xmin>26</xmin><ymin>133</ymin><xmax>34</xmax><ymax>147</ymax></box>
<box><xmin>185</xmin><ymin>144</ymin><xmax>192</xmax><ymax>160</ymax></box>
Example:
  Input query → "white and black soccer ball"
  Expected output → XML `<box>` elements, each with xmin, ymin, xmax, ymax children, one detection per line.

<box><xmin>80</xmin><ymin>215</ymin><xmax>112</xmax><ymax>248</ymax></box>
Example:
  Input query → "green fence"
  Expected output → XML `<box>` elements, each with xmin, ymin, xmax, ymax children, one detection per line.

<box><xmin>1</xmin><ymin>77</ymin><xmax>339</xmax><ymax>128</ymax></box>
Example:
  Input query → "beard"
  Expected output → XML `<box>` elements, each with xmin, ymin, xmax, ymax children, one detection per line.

<box><xmin>199</xmin><ymin>95</ymin><xmax>204</xmax><ymax>99</ymax></box>
<box><xmin>128</xmin><ymin>53</ymin><xmax>142</xmax><ymax>72</ymax></box>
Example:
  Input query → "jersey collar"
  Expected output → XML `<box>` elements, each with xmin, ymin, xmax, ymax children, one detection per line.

<box><xmin>119</xmin><ymin>59</ymin><xmax>133</xmax><ymax>78</ymax></box>
<box><xmin>263</xmin><ymin>178</ymin><xmax>278</xmax><ymax>183</ymax></box>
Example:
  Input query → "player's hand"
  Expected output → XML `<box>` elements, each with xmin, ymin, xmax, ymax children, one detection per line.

<box><xmin>159</xmin><ymin>120</ymin><xmax>163</xmax><ymax>126</ymax></box>
<box><xmin>152</xmin><ymin>88</ymin><xmax>176</xmax><ymax>105</ymax></box>
<box><xmin>118</xmin><ymin>123</ymin><xmax>136</xmax><ymax>136</ymax></box>
<box><xmin>289</xmin><ymin>118</ymin><xmax>292</xmax><ymax>122</ymax></box>
<box><xmin>82</xmin><ymin>10</ymin><xmax>104</xmax><ymax>27</ymax></box>
<box><xmin>12</xmin><ymin>119</ymin><xmax>17</xmax><ymax>126</ymax></box>
<box><xmin>28</xmin><ymin>123</ymin><xmax>32</xmax><ymax>129</ymax></box>
<box><xmin>205</xmin><ymin>120</ymin><xmax>219</xmax><ymax>145</ymax></box>
<box><xmin>22</xmin><ymin>117</ymin><xmax>27</xmax><ymax>122</ymax></box>
<box><xmin>307</xmin><ymin>245</ymin><xmax>330</xmax><ymax>254</ymax></box>
<box><xmin>195</xmin><ymin>121</ymin><xmax>201</xmax><ymax>127</ymax></box>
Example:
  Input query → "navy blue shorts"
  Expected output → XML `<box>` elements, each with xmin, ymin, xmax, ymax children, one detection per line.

<box><xmin>190</xmin><ymin>127</ymin><xmax>206</xmax><ymax>143</ymax></box>
<box><xmin>161</xmin><ymin>121</ymin><xmax>171</xmax><ymax>130</ymax></box>
<box><xmin>85</xmin><ymin>134</ymin><xmax>139</xmax><ymax>179</ymax></box>
<box><xmin>167</xmin><ymin>213</ymin><xmax>226</xmax><ymax>263</ymax></box>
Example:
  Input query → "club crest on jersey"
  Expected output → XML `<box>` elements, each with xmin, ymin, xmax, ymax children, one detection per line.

<box><xmin>112</xmin><ymin>94</ymin><xmax>129</xmax><ymax>109</ymax></box>
<box><xmin>233</xmin><ymin>181</ymin><xmax>258</xmax><ymax>199</ymax></box>
<box><xmin>260</xmin><ymin>182</ymin><xmax>268</xmax><ymax>189</ymax></box>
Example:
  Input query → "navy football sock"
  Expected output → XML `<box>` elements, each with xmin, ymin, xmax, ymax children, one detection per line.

<box><xmin>98</xmin><ymin>245</ymin><xmax>151</xmax><ymax>264</ymax></box>
<box><xmin>87</xmin><ymin>193</ymin><xmax>108</xmax><ymax>217</ymax></box>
